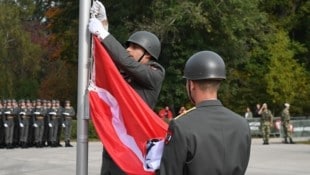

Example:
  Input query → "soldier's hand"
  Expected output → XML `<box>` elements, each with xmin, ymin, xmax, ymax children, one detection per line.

<box><xmin>48</xmin><ymin>123</ymin><xmax>53</xmax><ymax>127</ymax></box>
<box><xmin>88</xmin><ymin>18</ymin><xmax>109</xmax><ymax>40</ymax></box>
<box><xmin>4</xmin><ymin>123</ymin><xmax>8</xmax><ymax>127</ymax></box>
<box><xmin>90</xmin><ymin>0</ymin><xmax>109</xmax><ymax>31</ymax></box>
<box><xmin>20</xmin><ymin>123</ymin><xmax>24</xmax><ymax>128</ymax></box>
<box><xmin>33</xmin><ymin>123</ymin><xmax>38</xmax><ymax>128</ymax></box>
<box><xmin>62</xmin><ymin>123</ymin><xmax>66</xmax><ymax>128</ymax></box>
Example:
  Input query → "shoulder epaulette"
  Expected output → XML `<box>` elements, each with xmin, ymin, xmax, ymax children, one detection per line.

<box><xmin>174</xmin><ymin>107</ymin><xmax>196</xmax><ymax>120</ymax></box>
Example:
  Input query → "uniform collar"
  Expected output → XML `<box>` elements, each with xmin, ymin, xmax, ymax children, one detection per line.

<box><xmin>196</xmin><ymin>99</ymin><xmax>223</xmax><ymax>108</ymax></box>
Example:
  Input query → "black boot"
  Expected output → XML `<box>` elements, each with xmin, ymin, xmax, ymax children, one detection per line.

<box><xmin>65</xmin><ymin>141</ymin><xmax>73</xmax><ymax>147</ymax></box>
<box><xmin>289</xmin><ymin>138</ymin><xmax>295</xmax><ymax>144</ymax></box>
<box><xmin>284</xmin><ymin>138</ymin><xmax>289</xmax><ymax>144</ymax></box>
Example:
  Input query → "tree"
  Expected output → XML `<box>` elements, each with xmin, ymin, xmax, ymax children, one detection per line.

<box><xmin>265</xmin><ymin>30</ymin><xmax>310</xmax><ymax>114</ymax></box>
<box><xmin>0</xmin><ymin>2</ymin><xmax>42</xmax><ymax>98</ymax></box>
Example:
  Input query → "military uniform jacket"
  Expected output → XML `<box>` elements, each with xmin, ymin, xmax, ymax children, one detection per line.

<box><xmin>101</xmin><ymin>35</ymin><xmax>165</xmax><ymax>109</ymax></box>
<box><xmin>158</xmin><ymin>100</ymin><xmax>251</xmax><ymax>175</ymax></box>
<box><xmin>281</xmin><ymin>109</ymin><xmax>290</xmax><ymax>122</ymax></box>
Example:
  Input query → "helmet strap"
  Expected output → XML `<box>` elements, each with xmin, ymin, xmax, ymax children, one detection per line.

<box><xmin>137</xmin><ymin>51</ymin><xmax>146</xmax><ymax>62</ymax></box>
<box><xmin>187</xmin><ymin>80</ymin><xmax>195</xmax><ymax>104</ymax></box>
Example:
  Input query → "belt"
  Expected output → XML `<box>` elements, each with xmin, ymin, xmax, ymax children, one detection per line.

<box><xmin>7</xmin><ymin>116</ymin><xmax>14</xmax><ymax>119</ymax></box>
<box><xmin>36</xmin><ymin>116</ymin><xmax>44</xmax><ymax>120</ymax></box>
<box><xmin>51</xmin><ymin>116</ymin><xmax>60</xmax><ymax>119</ymax></box>
<box><xmin>22</xmin><ymin>116</ymin><xmax>30</xmax><ymax>119</ymax></box>
<box><xmin>65</xmin><ymin>116</ymin><xmax>72</xmax><ymax>119</ymax></box>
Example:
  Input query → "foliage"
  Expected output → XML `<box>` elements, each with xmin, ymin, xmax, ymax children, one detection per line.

<box><xmin>265</xmin><ymin>30</ymin><xmax>310</xmax><ymax>114</ymax></box>
<box><xmin>0</xmin><ymin>2</ymin><xmax>42</xmax><ymax>99</ymax></box>
<box><xmin>0</xmin><ymin>0</ymin><xmax>309</xmax><ymax>116</ymax></box>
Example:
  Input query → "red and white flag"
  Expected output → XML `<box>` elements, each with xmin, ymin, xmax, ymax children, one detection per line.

<box><xmin>88</xmin><ymin>37</ymin><xmax>168</xmax><ymax>175</ymax></box>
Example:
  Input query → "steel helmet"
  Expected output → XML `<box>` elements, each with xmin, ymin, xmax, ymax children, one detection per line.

<box><xmin>183</xmin><ymin>51</ymin><xmax>226</xmax><ymax>80</ymax></box>
<box><xmin>126</xmin><ymin>31</ymin><xmax>161</xmax><ymax>60</ymax></box>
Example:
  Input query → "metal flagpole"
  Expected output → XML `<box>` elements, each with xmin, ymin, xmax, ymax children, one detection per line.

<box><xmin>77</xmin><ymin>0</ymin><xmax>91</xmax><ymax>175</ymax></box>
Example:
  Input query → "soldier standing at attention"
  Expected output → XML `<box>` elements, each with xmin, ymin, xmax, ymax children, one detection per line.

<box><xmin>258</xmin><ymin>103</ymin><xmax>273</xmax><ymax>145</ymax></box>
<box><xmin>48</xmin><ymin>100</ymin><xmax>59</xmax><ymax>147</ymax></box>
<box><xmin>33</xmin><ymin>99</ymin><xmax>46</xmax><ymax>148</ymax></box>
<box><xmin>12</xmin><ymin>99</ymin><xmax>20</xmax><ymax>147</ymax></box>
<box><xmin>62</xmin><ymin>100</ymin><xmax>75</xmax><ymax>147</ymax></box>
<box><xmin>55</xmin><ymin>100</ymin><xmax>64</xmax><ymax>147</ymax></box>
<box><xmin>281</xmin><ymin>103</ymin><xmax>294</xmax><ymax>144</ymax></box>
<box><xmin>0</xmin><ymin>101</ymin><xmax>5</xmax><ymax>148</ymax></box>
<box><xmin>157</xmin><ymin>51</ymin><xmax>251</xmax><ymax>175</ymax></box>
<box><xmin>26</xmin><ymin>99</ymin><xmax>35</xmax><ymax>147</ymax></box>
<box><xmin>3</xmin><ymin>100</ymin><xmax>15</xmax><ymax>149</ymax></box>
<box><xmin>18</xmin><ymin>100</ymin><xmax>32</xmax><ymax>148</ymax></box>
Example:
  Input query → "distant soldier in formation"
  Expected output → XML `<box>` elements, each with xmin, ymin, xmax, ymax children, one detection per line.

<box><xmin>3</xmin><ymin>100</ymin><xmax>15</xmax><ymax>149</ymax></box>
<box><xmin>48</xmin><ymin>100</ymin><xmax>60</xmax><ymax>147</ymax></box>
<box><xmin>0</xmin><ymin>102</ymin><xmax>5</xmax><ymax>148</ymax></box>
<box><xmin>281</xmin><ymin>103</ymin><xmax>294</xmax><ymax>144</ymax></box>
<box><xmin>18</xmin><ymin>100</ymin><xmax>32</xmax><ymax>148</ymax></box>
<box><xmin>259</xmin><ymin>103</ymin><xmax>273</xmax><ymax>145</ymax></box>
<box><xmin>62</xmin><ymin>100</ymin><xmax>75</xmax><ymax>147</ymax></box>
<box><xmin>55</xmin><ymin>100</ymin><xmax>63</xmax><ymax>147</ymax></box>
<box><xmin>33</xmin><ymin>99</ymin><xmax>46</xmax><ymax>148</ymax></box>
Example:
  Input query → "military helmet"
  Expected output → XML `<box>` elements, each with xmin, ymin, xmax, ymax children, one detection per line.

<box><xmin>126</xmin><ymin>31</ymin><xmax>161</xmax><ymax>60</ymax></box>
<box><xmin>183</xmin><ymin>51</ymin><xmax>226</xmax><ymax>80</ymax></box>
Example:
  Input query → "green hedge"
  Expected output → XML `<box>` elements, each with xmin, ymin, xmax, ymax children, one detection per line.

<box><xmin>70</xmin><ymin>120</ymin><xmax>99</xmax><ymax>141</ymax></box>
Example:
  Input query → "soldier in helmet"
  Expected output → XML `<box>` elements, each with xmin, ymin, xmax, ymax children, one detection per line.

<box><xmin>88</xmin><ymin>1</ymin><xmax>165</xmax><ymax>174</ymax></box>
<box><xmin>158</xmin><ymin>51</ymin><xmax>251</xmax><ymax>175</ymax></box>
<box><xmin>3</xmin><ymin>99</ymin><xmax>15</xmax><ymax>148</ymax></box>
<box><xmin>62</xmin><ymin>100</ymin><xmax>75</xmax><ymax>147</ymax></box>
<box><xmin>18</xmin><ymin>99</ymin><xmax>32</xmax><ymax>148</ymax></box>
<box><xmin>32</xmin><ymin>99</ymin><xmax>46</xmax><ymax>147</ymax></box>
<box><xmin>0</xmin><ymin>101</ymin><xmax>5</xmax><ymax>148</ymax></box>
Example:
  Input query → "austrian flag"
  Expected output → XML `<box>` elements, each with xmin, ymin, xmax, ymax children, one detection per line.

<box><xmin>88</xmin><ymin>37</ymin><xmax>168</xmax><ymax>175</ymax></box>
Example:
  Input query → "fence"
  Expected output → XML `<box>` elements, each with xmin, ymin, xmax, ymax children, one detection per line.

<box><xmin>247</xmin><ymin>116</ymin><xmax>310</xmax><ymax>138</ymax></box>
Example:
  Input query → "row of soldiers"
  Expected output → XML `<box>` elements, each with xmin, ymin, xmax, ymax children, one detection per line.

<box><xmin>0</xmin><ymin>99</ymin><xmax>75</xmax><ymax>149</ymax></box>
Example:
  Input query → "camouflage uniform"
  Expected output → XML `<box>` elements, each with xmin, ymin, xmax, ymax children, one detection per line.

<box><xmin>281</xmin><ymin>103</ymin><xmax>294</xmax><ymax>144</ymax></box>
<box><xmin>260</xmin><ymin>109</ymin><xmax>273</xmax><ymax>145</ymax></box>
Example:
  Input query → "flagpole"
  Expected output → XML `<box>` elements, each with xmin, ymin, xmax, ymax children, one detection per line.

<box><xmin>77</xmin><ymin>0</ymin><xmax>91</xmax><ymax>175</ymax></box>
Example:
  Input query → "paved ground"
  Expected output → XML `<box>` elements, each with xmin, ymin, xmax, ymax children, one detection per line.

<box><xmin>0</xmin><ymin>137</ymin><xmax>309</xmax><ymax>175</ymax></box>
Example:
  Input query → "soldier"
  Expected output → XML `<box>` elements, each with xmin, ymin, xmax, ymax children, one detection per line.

<box><xmin>45</xmin><ymin>100</ymin><xmax>53</xmax><ymax>146</ymax></box>
<box><xmin>158</xmin><ymin>51</ymin><xmax>251</xmax><ymax>174</ymax></box>
<box><xmin>259</xmin><ymin>103</ymin><xmax>273</xmax><ymax>145</ymax></box>
<box><xmin>48</xmin><ymin>100</ymin><xmax>60</xmax><ymax>147</ymax></box>
<box><xmin>3</xmin><ymin>99</ymin><xmax>15</xmax><ymax>149</ymax></box>
<box><xmin>12</xmin><ymin>99</ymin><xmax>20</xmax><ymax>147</ymax></box>
<box><xmin>0</xmin><ymin>101</ymin><xmax>5</xmax><ymax>148</ymax></box>
<box><xmin>18</xmin><ymin>99</ymin><xmax>32</xmax><ymax>148</ymax></box>
<box><xmin>281</xmin><ymin>103</ymin><xmax>294</xmax><ymax>144</ymax></box>
<box><xmin>42</xmin><ymin>99</ymin><xmax>50</xmax><ymax>147</ymax></box>
<box><xmin>33</xmin><ymin>99</ymin><xmax>46</xmax><ymax>148</ymax></box>
<box><xmin>89</xmin><ymin>1</ymin><xmax>165</xmax><ymax>173</ymax></box>
<box><xmin>62</xmin><ymin>100</ymin><xmax>75</xmax><ymax>147</ymax></box>
<box><xmin>26</xmin><ymin>99</ymin><xmax>35</xmax><ymax>147</ymax></box>
<box><xmin>55</xmin><ymin>100</ymin><xmax>64</xmax><ymax>147</ymax></box>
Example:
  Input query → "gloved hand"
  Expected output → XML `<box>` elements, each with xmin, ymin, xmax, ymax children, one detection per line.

<box><xmin>49</xmin><ymin>123</ymin><xmax>53</xmax><ymax>127</ymax></box>
<box><xmin>20</xmin><ymin>123</ymin><xmax>24</xmax><ymax>128</ymax></box>
<box><xmin>62</xmin><ymin>123</ymin><xmax>66</xmax><ymax>128</ymax></box>
<box><xmin>90</xmin><ymin>0</ymin><xmax>109</xmax><ymax>31</ymax></box>
<box><xmin>33</xmin><ymin>123</ymin><xmax>38</xmax><ymax>128</ymax></box>
<box><xmin>4</xmin><ymin>123</ymin><xmax>8</xmax><ymax>128</ymax></box>
<box><xmin>88</xmin><ymin>18</ymin><xmax>109</xmax><ymax>40</ymax></box>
